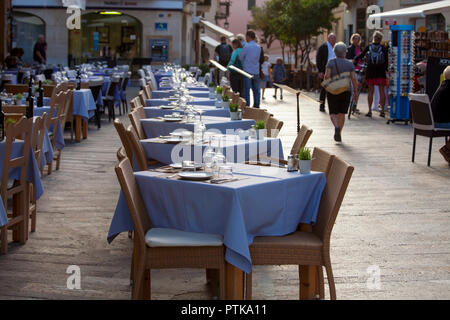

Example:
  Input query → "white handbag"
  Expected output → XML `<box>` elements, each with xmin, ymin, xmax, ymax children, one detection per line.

<box><xmin>321</xmin><ymin>59</ymin><xmax>351</xmax><ymax>95</ymax></box>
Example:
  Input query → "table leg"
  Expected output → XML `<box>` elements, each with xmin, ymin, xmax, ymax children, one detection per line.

<box><xmin>75</xmin><ymin>115</ymin><xmax>82</xmax><ymax>142</ymax></box>
<box><xmin>225</xmin><ymin>263</ymin><xmax>244</xmax><ymax>300</ymax></box>
<box><xmin>82</xmin><ymin>119</ymin><xmax>88</xmax><ymax>140</ymax></box>
<box><xmin>206</xmin><ymin>269</ymin><xmax>219</xmax><ymax>298</ymax></box>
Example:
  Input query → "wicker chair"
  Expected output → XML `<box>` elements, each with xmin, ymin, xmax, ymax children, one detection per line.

<box><xmin>245</xmin><ymin>156</ymin><xmax>354</xmax><ymax>300</ymax></box>
<box><xmin>129</xmin><ymin>107</ymin><xmax>147</xmax><ymax>140</ymax></box>
<box><xmin>144</xmin><ymin>84</ymin><xmax>152</xmax><ymax>100</ymax></box>
<box><xmin>114</xmin><ymin>158</ymin><xmax>226</xmax><ymax>300</ymax></box>
<box><xmin>409</xmin><ymin>93</ymin><xmax>450</xmax><ymax>167</ymax></box>
<box><xmin>266</xmin><ymin>117</ymin><xmax>284</xmax><ymax>138</ymax></box>
<box><xmin>117</xmin><ymin>147</ymin><xmax>127</xmax><ymax>162</ymax></box>
<box><xmin>138</xmin><ymin>90</ymin><xmax>147</xmax><ymax>108</ymax></box>
<box><xmin>0</xmin><ymin>117</ymin><xmax>33</xmax><ymax>254</ymax></box>
<box><xmin>290</xmin><ymin>125</ymin><xmax>313</xmax><ymax>156</ymax></box>
<box><xmin>126</xmin><ymin>125</ymin><xmax>159</xmax><ymax>171</ymax></box>
<box><xmin>242</xmin><ymin>107</ymin><xmax>271</xmax><ymax>125</ymax></box>
<box><xmin>113</xmin><ymin>119</ymin><xmax>133</xmax><ymax>164</ymax></box>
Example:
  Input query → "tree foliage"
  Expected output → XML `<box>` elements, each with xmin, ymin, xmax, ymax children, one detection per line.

<box><xmin>250</xmin><ymin>0</ymin><xmax>342</xmax><ymax>68</ymax></box>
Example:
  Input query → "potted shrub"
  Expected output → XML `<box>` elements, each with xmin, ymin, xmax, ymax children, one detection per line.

<box><xmin>254</xmin><ymin>120</ymin><xmax>266</xmax><ymax>140</ymax></box>
<box><xmin>222</xmin><ymin>94</ymin><xmax>230</xmax><ymax>108</ymax></box>
<box><xmin>229</xmin><ymin>103</ymin><xmax>242</xmax><ymax>120</ymax></box>
<box><xmin>298</xmin><ymin>147</ymin><xmax>312</xmax><ymax>174</ymax></box>
<box><xmin>14</xmin><ymin>93</ymin><xmax>24</xmax><ymax>105</ymax></box>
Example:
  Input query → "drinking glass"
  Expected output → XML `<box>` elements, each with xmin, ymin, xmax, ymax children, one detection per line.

<box><xmin>218</xmin><ymin>165</ymin><xmax>233</xmax><ymax>180</ymax></box>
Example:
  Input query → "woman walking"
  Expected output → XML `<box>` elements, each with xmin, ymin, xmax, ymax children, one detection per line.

<box><xmin>324</xmin><ymin>42</ymin><xmax>358</xmax><ymax>142</ymax></box>
<box><xmin>354</xmin><ymin>31</ymin><xmax>389</xmax><ymax>118</ymax></box>
<box><xmin>227</xmin><ymin>39</ymin><xmax>244</xmax><ymax>96</ymax></box>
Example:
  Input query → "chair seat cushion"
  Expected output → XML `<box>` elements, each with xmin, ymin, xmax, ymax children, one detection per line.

<box><xmin>145</xmin><ymin>228</ymin><xmax>223</xmax><ymax>248</ymax></box>
<box><xmin>251</xmin><ymin>231</ymin><xmax>323</xmax><ymax>250</ymax></box>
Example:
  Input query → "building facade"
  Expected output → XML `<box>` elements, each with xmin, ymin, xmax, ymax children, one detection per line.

<box><xmin>10</xmin><ymin>0</ymin><xmax>204</xmax><ymax>66</ymax></box>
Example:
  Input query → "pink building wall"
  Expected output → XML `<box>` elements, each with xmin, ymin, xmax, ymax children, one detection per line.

<box><xmin>216</xmin><ymin>0</ymin><xmax>285</xmax><ymax>63</ymax></box>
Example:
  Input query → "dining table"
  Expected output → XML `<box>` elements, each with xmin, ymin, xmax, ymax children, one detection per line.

<box><xmin>140</xmin><ymin>116</ymin><xmax>255</xmax><ymax>139</ymax></box>
<box><xmin>146</xmin><ymin>98</ymin><xmax>216</xmax><ymax>108</ymax></box>
<box><xmin>72</xmin><ymin>89</ymin><xmax>97</xmax><ymax>142</ymax></box>
<box><xmin>144</xmin><ymin>106</ymin><xmax>230</xmax><ymax>119</ymax></box>
<box><xmin>151</xmin><ymin>90</ymin><xmax>210</xmax><ymax>99</ymax></box>
<box><xmin>108</xmin><ymin>163</ymin><xmax>326</xmax><ymax>299</ymax></box>
<box><xmin>140</xmin><ymin>134</ymin><xmax>284</xmax><ymax>165</ymax></box>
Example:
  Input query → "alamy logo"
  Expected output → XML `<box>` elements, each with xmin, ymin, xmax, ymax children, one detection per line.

<box><xmin>366</xmin><ymin>265</ymin><xmax>381</xmax><ymax>290</ymax></box>
<box><xmin>66</xmin><ymin>265</ymin><xmax>81</xmax><ymax>290</ymax></box>
<box><xmin>366</xmin><ymin>5</ymin><xmax>382</xmax><ymax>30</ymax></box>
<box><xmin>66</xmin><ymin>7</ymin><xmax>81</xmax><ymax>30</ymax></box>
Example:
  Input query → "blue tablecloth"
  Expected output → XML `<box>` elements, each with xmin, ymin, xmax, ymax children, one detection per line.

<box><xmin>144</xmin><ymin>106</ymin><xmax>230</xmax><ymax>119</ymax></box>
<box><xmin>141</xmin><ymin>135</ymin><xmax>284</xmax><ymax>165</ymax></box>
<box><xmin>154</xmin><ymin>72</ymin><xmax>172</xmax><ymax>89</ymax></box>
<box><xmin>159</xmin><ymin>84</ymin><xmax>209</xmax><ymax>92</ymax></box>
<box><xmin>34</xmin><ymin>107</ymin><xmax>65</xmax><ymax>152</ymax></box>
<box><xmin>0</xmin><ymin>141</ymin><xmax>44</xmax><ymax>200</ymax></box>
<box><xmin>73</xmin><ymin>89</ymin><xmax>97</xmax><ymax>121</ymax></box>
<box><xmin>146</xmin><ymin>98</ymin><xmax>216</xmax><ymax>107</ymax></box>
<box><xmin>141</xmin><ymin>116</ymin><xmax>255</xmax><ymax>139</ymax></box>
<box><xmin>108</xmin><ymin>163</ymin><xmax>326</xmax><ymax>273</ymax></box>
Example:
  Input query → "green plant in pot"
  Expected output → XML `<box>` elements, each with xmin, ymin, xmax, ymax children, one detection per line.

<box><xmin>298</xmin><ymin>147</ymin><xmax>312</xmax><ymax>174</ymax></box>
<box><xmin>254</xmin><ymin>120</ymin><xmax>266</xmax><ymax>140</ymax></box>
<box><xmin>222</xmin><ymin>94</ymin><xmax>230</xmax><ymax>108</ymax></box>
<box><xmin>14</xmin><ymin>93</ymin><xmax>24</xmax><ymax>105</ymax></box>
<box><xmin>215</xmin><ymin>87</ymin><xmax>223</xmax><ymax>108</ymax></box>
<box><xmin>229</xmin><ymin>103</ymin><xmax>242</xmax><ymax>120</ymax></box>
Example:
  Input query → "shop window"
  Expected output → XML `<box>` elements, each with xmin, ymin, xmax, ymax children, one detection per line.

<box><xmin>12</xmin><ymin>11</ymin><xmax>45</xmax><ymax>64</ymax></box>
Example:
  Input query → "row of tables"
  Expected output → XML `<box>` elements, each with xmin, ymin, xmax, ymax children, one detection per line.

<box><xmin>108</xmin><ymin>74</ymin><xmax>327</xmax><ymax>299</ymax></box>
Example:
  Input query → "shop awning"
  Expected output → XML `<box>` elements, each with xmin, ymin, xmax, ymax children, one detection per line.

<box><xmin>200</xmin><ymin>20</ymin><xmax>234</xmax><ymax>39</ymax></box>
<box><xmin>370</xmin><ymin>0</ymin><xmax>450</xmax><ymax>19</ymax></box>
<box><xmin>200</xmin><ymin>35</ymin><xmax>220</xmax><ymax>48</ymax></box>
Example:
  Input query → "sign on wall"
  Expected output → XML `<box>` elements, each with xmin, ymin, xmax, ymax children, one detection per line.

<box><xmin>155</xmin><ymin>23</ymin><xmax>168</xmax><ymax>31</ymax></box>
<box><xmin>149</xmin><ymin>38</ymin><xmax>170</xmax><ymax>62</ymax></box>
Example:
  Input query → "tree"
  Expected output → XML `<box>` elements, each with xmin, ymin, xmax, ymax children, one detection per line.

<box><xmin>251</xmin><ymin>0</ymin><xmax>341</xmax><ymax>68</ymax></box>
<box><xmin>249</xmin><ymin>4</ymin><xmax>276</xmax><ymax>49</ymax></box>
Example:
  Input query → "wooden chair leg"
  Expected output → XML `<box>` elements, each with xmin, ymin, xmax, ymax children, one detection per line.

<box><xmin>144</xmin><ymin>269</ymin><xmax>151</xmax><ymax>300</ymax></box>
<box><xmin>30</xmin><ymin>183</ymin><xmax>36</xmax><ymax>233</ymax></box>
<box><xmin>245</xmin><ymin>272</ymin><xmax>252</xmax><ymax>300</ymax></box>
<box><xmin>412</xmin><ymin>133</ymin><xmax>416</xmax><ymax>163</ymax></box>
<box><xmin>47</xmin><ymin>161</ymin><xmax>53</xmax><ymax>175</ymax></box>
<box><xmin>317</xmin><ymin>266</ymin><xmax>325</xmax><ymax>299</ymax></box>
<box><xmin>219</xmin><ymin>266</ymin><xmax>226</xmax><ymax>300</ymax></box>
<box><xmin>428</xmin><ymin>137</ymin><xmax>433</xmax><ymax>167</ymax></box>
<box><xmin>1</xmin><ymin>226</ymin><xmax>7</xmax><ymax>254</ymax></box>
<box><xmin>132</xmin><ymin>258</ymin><xmax>146</xmax><ymax>300</ymax></box>
<box><xmin>325</xmin><ymin>263</ymin><xmax>336</xmax><ymax>300</ymax></box>
<box><xmin>55</xmin><ymin>152</ymin><xmax>62</xmax><ymax>171</ymax></box>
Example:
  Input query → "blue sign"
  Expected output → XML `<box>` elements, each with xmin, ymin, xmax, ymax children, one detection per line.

<box><xmin>93</xmin><ymin>32</ymin><xmax>99</xmax><ymax>52</ymax></box>
<box><xmin>150</xmin><ymin>38</ymin><xmax>170</xmax><ymax>62</ymax></box>
<box><xmin>155</xmin><ymin>22</ymin><xmax>168</xmax><ymax>31</ymax></box>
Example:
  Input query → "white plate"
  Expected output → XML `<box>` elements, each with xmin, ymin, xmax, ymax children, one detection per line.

<box><xmin>170</xmin><ymin>131</ymin><xmax>192</xmax><ymax>137</ymax></box>
<box><xmin>162</xmin><ymin>137</ymin><xmax>188</xmax><ymax>144</ymax></box>
<box><xmin>178</xmin><ymin>172</ymin><xmax>213</xmax><ymax>181</ymax></box>
<box><xmin>170</xmin><ymin>163</ymin><xmax>203</xmax><ymax>170</ymax></box>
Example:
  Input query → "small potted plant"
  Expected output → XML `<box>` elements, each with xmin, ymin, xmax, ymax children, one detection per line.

<box><xmin>14</xmin><ymin>93</ymin><xmax>24</xmax><ymax>105</ymax></box>
<box><xmin>298</xmin><ymin>147</ymin><xmax>312</xmax><ymax>175</ymax></box>
<box><xmin>229</xmin><ymin>103</ymin><xmax>242</xmax><ymax>120</ymax></box>
<box><xmin>254</xmin><ymin>120</ymin><xmax>266</xmax><ymax>140</ymax></box>
<box><xmin>222</xmin><ymin>94</ymin><xmax>230</xmax><ymax>108</ymax></box>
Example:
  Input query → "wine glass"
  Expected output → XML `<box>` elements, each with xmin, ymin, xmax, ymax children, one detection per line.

<box><xmin>212</xmin><ymin>135</ymin><xmax>226</xmax><ymax>178</ymax></box>
<box><xmin>203</xmin><ymin>136</ymin><xmax>216</xmax><ymax>173</ymax></box>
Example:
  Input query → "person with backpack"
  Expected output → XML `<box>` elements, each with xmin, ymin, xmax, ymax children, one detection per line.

<box><xmin>215</xmin><ymin>36</ymin><xmax>233</xmax><ymax>83</ymax></box>
<box><xmin>228</xmin><ymin>39</ymin><xmax>244</xmax><ymax>96</ymax></box>
<box><xmin>354</xmin><ymin>31</ymin><xmax>389</xmax><ymax>118</ymax></box>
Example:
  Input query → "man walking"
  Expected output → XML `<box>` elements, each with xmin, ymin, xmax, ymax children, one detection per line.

<box><xmin>316</xmin><ymin>33</ymin><xmax>336</xmax><ymax>112</ymax></box>
<box><xmin>215</xmin><ymin>36</ymin><xmax>233</xmax><ymax>83</ymax></box>
<box><xmin>239</xmin><ymin>30</ymin><xmax>263</xmax><ymax>108</ymax></box>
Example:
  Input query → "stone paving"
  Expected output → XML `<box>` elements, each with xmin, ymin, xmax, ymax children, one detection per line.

<box><xmin>0</xmin><ymin>87</ymin><xmax>448</xmax><ymax>300</ymax></box>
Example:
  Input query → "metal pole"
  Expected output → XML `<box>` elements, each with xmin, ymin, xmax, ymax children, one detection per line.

<box><xmin>296</xmin><ymin>92</ymin><xmax>300</xmax><ymax>133</ymax></box>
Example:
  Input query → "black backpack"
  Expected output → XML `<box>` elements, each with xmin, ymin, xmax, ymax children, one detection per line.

<box><xmin>367</xmin><ymin>44</ymin><xmax>385</xmax><ymax>66</ymax></box>
<box><xmin>218</xmin><ymin>44</ymin><xmax>232</xmax><ymax>64</ymax></box>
